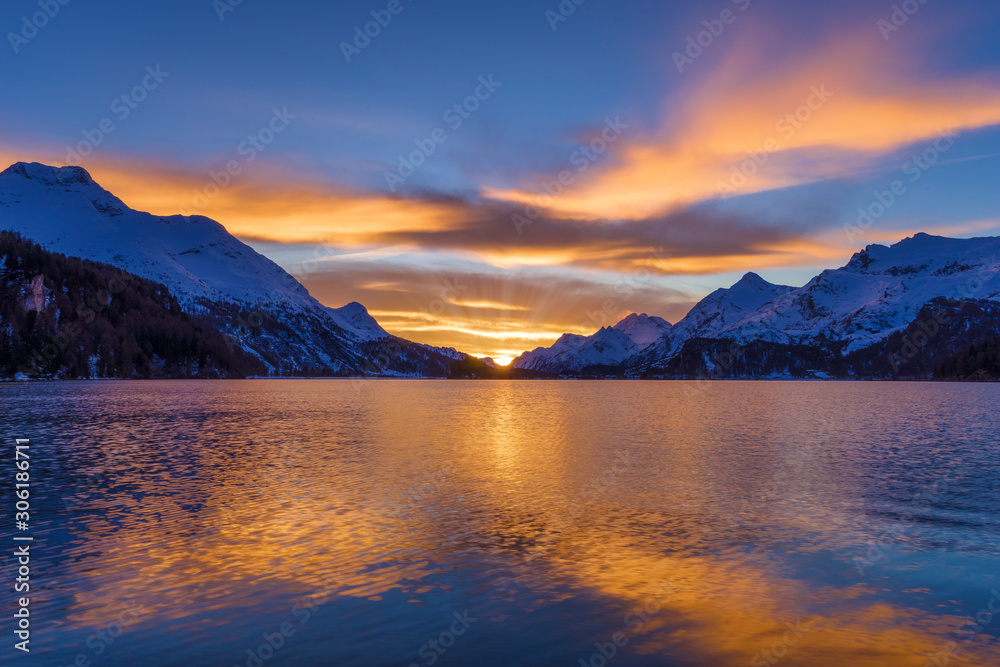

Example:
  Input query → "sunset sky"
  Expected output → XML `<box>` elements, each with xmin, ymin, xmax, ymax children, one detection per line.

<box><xmin>4</xmin><ymin>0</ymin><xmax>1000</xmax><ymax>363</ymax></box>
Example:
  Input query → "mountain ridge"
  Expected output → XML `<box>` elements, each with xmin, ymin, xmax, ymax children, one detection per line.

<box><xmin>515</xmin><ymin>233</ymin><xmax>1000</xmax><ymax>378</ymax></box>
<box><xmin>0</xmin><ymin>162</ymin><xmax>466</xmax><ymax>377</ymax></box>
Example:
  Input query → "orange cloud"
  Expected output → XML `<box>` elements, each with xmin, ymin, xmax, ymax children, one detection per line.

<box><xmin>0</xmin><ymin>148</ymin><xmax>464</xmax><ymax>246</ymax></box>
<box><xmin>89</xmin><ymin>159</ymin><xmax>464</xmax><ymax>245</ymax></box>
<box><xmin>485</xmin><ymin>28</ymin><xmax>1000</xmax><ymax>220</ymax></box>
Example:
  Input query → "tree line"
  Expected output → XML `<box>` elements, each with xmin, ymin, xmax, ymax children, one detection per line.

<box><xmin>0</xmin><ymin>231</ymin><xmax>266</xmax><ymax>379</ymax></box>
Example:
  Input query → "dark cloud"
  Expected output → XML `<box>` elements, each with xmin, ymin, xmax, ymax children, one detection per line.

<box><xmin>362</xmin><ymin>195</ymin><xmax>813</xmax><ymax>270</ymax></box>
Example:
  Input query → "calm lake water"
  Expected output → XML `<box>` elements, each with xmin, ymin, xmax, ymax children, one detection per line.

<box><xmin>2</xmin><ymin>380</ymin><xmax>1000</xmax><ymax>666</ymax></box>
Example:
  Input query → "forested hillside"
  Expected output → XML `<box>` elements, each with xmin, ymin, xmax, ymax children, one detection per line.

<box><xmin>935</xmin><ymin>338</ymin><xmax>1000</xmax><ymax>381</ymax></box>
<box><xmin>0</xmin><ymin>231</ymin><xmax>266</xmax><ymax>379</ymax></box>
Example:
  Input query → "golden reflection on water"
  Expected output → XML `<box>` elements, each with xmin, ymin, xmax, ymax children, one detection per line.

<box><xmin>548</xmin><ymin>528</ymin><xmax>1000</xmax><ymax>666</ymax></box>
<box><xmin>31</xmin><ymin>380</ymin><xmax>1000</xmax><ymax>665</ymax></box>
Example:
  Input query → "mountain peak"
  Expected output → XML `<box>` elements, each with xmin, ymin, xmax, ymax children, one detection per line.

<box><xmin>614</xmin><ymin>312</ymin><xmax>669</xmax><ymax>326</ymax></box>
<box><xmin>892</xmin><ymin>232</ymin><xmax>951</xmax><ymax>249</ymax></box>
<box><xmin>0</xmin><ymin>161</ymin><xmax>127</xmax><ymax>218</ymax></box>
<box><xmin>1</xmin><ymin>162</ymin><xmax>96</xmax><ymax>187</ymax></box>
<box><xmin>619</xmin><ymin>312</ymin><xmax>644</xmax><ymax>322</ymax></box>
<box><xmin>338</xmin><ymin>301</ymin><xmax>370</xmax><ymax>316</ymax></box>
<box><xmin>327</xmin><ymin>301</ymin><xmax>389</xmax><ymax>341</ymax></box>
<box><xmin>844</xmin><ymin>233</ymin><xmax>1000</xmax><ymax>276</ymax></box>
<box><xmin>609</xmin><ymin>312</ymin><xmax>672</xmax><ymax>348</ymax></box>
<box><xmin>735</xmin><ymin>272</ymin><xmax>770</xmax><ymax>288</ymax></box>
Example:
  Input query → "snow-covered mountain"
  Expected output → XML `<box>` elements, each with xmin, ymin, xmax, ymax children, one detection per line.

<box><xmin>514</xmin><ymin>313</ymin><xmax>670</xmax><ymax>373</ymax></box>
<box><xmin>639</xmin><ymin>272</ymin><xmax>795</xmax><ymax>361</ymax></box>
<box><xmin>660</xmin><ymin>233</ymin><xmax>1000</xmax><ymax>354</ymax></box>
<box><xmin>325</xmin><ymin>302</ymin><xmax>389</xmax><ymax>342</ymax></box>
<box><xmin>515</xmin><ymin>234</ymin><xmax>1000</xmax><ymax>377</ymax></box>
<box><xmin>0</xmin><ymin>162</ymin><xmax>458</xmax><ymax>376</ymax></box>
<box><xmin>613</xmin><ymin>312</ymin><xmax>673</xmax><ymax>347</ymax></box>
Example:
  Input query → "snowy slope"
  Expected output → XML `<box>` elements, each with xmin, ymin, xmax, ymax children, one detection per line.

<box><xmin>706</xmin><ymin>234</ymin><xmax>1000</xmax><ymax>352</ymax></box>
<box><xmin>514</xmin><ymin>313</ymin><xmax>671</xmax><ymax>373</ymax></box>
<box><xmin>0</xmin><ymin>162</ymin><xmax>442</xmax><ymax>375</ymax></box>
<box><xmin>648</xmin><ymin>272</ymin><xmax>795</xmax><ymax>359</ymax></box>
<box><xmin>0</xmin><ymin>163</ymin><xmax>314</xmax><ymax>310</ymax></box>
<box><xmin>612</xmin><ymin>312</ymin><xmax>673</xmax><ymax>347</ymax></box>
<box><xmin>0</xmin><ymin>162</ymin><xmax>390</xmax><ymax>341</ymax></box>
<box><xmin>515</xmin><ymin>235</ymin><xmax>1000</xmax><ymax>375</ymax></box>
<box><xmin>325</xmin><ymin>302</ymin><xmax>389</xmax><ymax>342</ymax></box>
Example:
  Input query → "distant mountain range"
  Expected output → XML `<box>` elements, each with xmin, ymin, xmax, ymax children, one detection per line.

<box><xmin>1</xmin><ymin>161</ymin><xmax>998</xmax><ymax>380</ymax></box>
<box><xmin>514</xmin><ymin>313</ymin><xmax>672</xmax><ymax>374</ymax></box>
<box><xmin>514</xmin><ymin>234</ymin><xmax>1000</xmax><ymax>379</ymax></box>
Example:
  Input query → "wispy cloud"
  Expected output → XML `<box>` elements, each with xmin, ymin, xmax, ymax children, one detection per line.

<box><xmin>483</xmin><ymin>25</ymin><xmax>1000</xmax><ymax>220</ymax></box>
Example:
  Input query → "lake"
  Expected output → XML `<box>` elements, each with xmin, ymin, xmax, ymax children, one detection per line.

<box><xmin>2</xmin><ymin>380</ymin><xmax>999</xmax><ymax>666</ymax></box>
